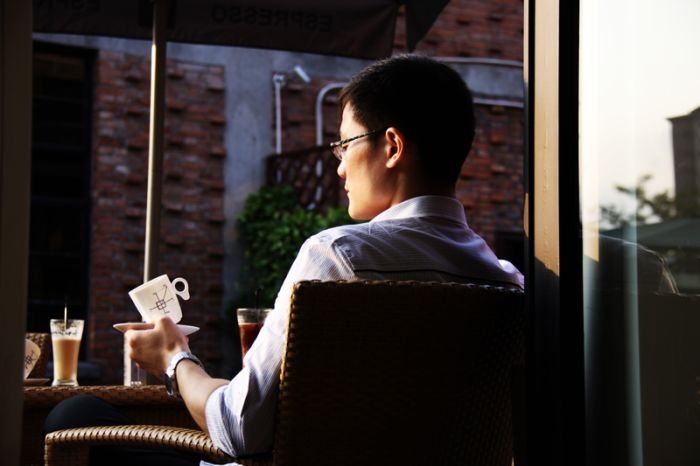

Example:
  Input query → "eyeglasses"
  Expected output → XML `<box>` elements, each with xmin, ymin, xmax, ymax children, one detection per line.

<box><xmin>329</xmin><ymin>128</ymin><xmax>387</xmax><ymax>161</ymax></box>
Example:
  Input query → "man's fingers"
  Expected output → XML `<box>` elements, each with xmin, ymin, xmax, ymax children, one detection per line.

<box><xmin>124</xmin><ymin>324</ymin><xmax>154</xmax><ymax>342</ymax></box>
<box><xmin>154</xmin><ymin>315</ymin><xmax>178</xmax><ymax>330</ymax></box>
<box><xmin>123</xmin><ymin>322</ymin><xmax>155</xmax><ymax>332</ymax></box>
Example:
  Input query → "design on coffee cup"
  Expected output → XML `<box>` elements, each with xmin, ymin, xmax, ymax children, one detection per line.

<box><xmin>24</xmin><ymin>339</ymin><xmax>41</xmax><ymax>379</ymax></box>
<box><xmin>129</xmin><ymin>274</ymin><xmax>189</xmax><ymax>323</ymax></box>
<box><xmin>151</xmin><ymin>284</ymin><xmax>175</xmax><ymax>314</ymax></box>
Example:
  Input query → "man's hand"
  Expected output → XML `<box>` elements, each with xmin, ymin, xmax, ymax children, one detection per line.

<box><xmin>126</xmin><ymin>315</ymin><xmax>229</xmax><ymax>433</ymax></box>
<box><xmin>125</xmin><ymin>316</ymin><xmax>190</xmax><ymax>376</ymax></box>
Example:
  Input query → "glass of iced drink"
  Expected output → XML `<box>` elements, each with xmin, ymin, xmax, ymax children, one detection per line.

<box><xmin>50</xmin><ymin>319</ymin><xmax>84</xmax><ymax>386</ymax></box>
<box><xmin>236</xmin><ymin>308</ymin><xmax>271</xmax><ymax>360</ymax></box>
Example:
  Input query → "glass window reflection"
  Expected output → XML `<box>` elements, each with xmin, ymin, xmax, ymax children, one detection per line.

<box><xmin>580</xmin><ymin>1</ymin><xmax>700</xmax><ymax>465</ymax></box>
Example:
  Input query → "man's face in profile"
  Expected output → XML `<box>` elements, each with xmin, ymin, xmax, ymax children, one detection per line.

<box><xmin>336</xmin><ymin>104</ymin><xmax>394</xmax><ymax>220</ymax></box>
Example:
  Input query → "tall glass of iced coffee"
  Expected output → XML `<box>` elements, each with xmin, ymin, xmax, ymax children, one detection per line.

<box><xmin>50</xmin><ymin>319</ymin><xmax>84</xmax><ymax>386</ymax></box>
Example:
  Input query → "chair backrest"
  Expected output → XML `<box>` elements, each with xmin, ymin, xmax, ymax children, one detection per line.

<box><xmin>273</xmin><ymin>280</ymin><xmax>524</xmax><ymax>466</ymax></box>
<box><xmin>26</xmin><ymin>332</ymin><xmax>50</xmax><ymax>379</ymax></box>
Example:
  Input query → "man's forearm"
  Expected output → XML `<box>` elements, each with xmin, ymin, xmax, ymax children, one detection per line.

<box><xmin>175</xmin><ymin>360</ymin><xmax>230</xmax><ymax>433</ymax></box>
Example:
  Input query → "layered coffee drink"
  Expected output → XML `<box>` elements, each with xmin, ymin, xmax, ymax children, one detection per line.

<box><xmin>50</xmin><ymin>319</ymin><xmax>84</xmax><ymax>386</ymax></box>
<box><xmin>52</xmin><ymin>335</ymin><xmax>81</xmax><ymax>385</ymax></box>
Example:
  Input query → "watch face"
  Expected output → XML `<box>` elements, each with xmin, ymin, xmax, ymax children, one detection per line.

<box><xmin>164</xmin><ymin>374</ymin><xmax>175</xmax><ymax>396</ymax></box>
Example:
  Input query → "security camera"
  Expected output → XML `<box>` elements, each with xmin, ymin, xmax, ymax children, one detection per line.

<box><xmin>293</xmin><ymin>65</ymin><xmax>311</xmax><ymax>84</ymax></box>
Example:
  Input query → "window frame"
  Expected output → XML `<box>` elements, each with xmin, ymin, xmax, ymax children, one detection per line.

<box><xmin>524</xmin><ymin>1</ymin><xmax>585</xmax><ymax>464</ymax></box>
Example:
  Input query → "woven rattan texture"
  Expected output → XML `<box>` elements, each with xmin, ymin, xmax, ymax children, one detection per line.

<box><xmin>23</xmin><ymin>385</ymin><xmax>193</xmax><ymax>466</ymax></box>
<box><xmin>45</xmin><ymin>425</ymin><xmax>231</xmax><ymax>465</ymax></box>
<box><xmin>274</xmin><ymin>280</ymin><xmax>524</xmax><ymax>466</ymax></box>
<box><xmin>45</xmin><ymin>424</ymin><xmax>272</xmax><ymax>466</ymax></box>
<box><xmin>26</xmin><ymin>332</ymin><xmax>50</xmax><ymax>379</ymax></box>
<box><xmin>24</xmin><ymin>384</ymin><xmax>183</xmax><ymax>409</ymax></box>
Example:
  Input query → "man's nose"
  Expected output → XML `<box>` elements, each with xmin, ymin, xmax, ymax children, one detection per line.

<box><xmin>336</xmin><ymin>160</ymin><xmax>346</xmax><ymax>178</ymax></box>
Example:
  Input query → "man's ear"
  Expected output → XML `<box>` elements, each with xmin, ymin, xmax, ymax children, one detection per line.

<box><xmin>384</xmin><ymin>127</ymin><xmax>405</xmax><ymax>168</ymax></box>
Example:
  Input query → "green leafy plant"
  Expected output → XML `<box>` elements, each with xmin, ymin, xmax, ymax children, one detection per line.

<box><xmin>233</xmin><ymin>184</ymin><xmax>353</xmax><ymax>308</ymax></box>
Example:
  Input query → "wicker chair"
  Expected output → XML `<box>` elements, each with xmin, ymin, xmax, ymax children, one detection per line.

<box><xmin>24</xmin><ymin>384</ymin><xmax>196</xmax><ymax>466</ymax></box>
<box><xmin>44</xmin><ymin>280</ymin><xmax>525</xmax><ymax>466</ymax></box>
<box><xmin>26</xmin><ymin>332</ymin><xmax>50</xmax><ymax>379</ymax></box>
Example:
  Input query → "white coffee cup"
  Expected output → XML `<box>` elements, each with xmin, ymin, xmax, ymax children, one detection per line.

<box><xmin>128</xmin><ymin>274</ymin><xmax>189</xmax><ymax>323</ymax></box>
<box><xmin>24</xmin><ymin>339</ymin><xmax>41</xmax><ymax>379</ymax></box>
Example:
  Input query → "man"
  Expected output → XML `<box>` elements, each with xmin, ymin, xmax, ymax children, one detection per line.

<box><xmin>46</xmin><ymin>54</ymin><xmax>523</xmax><ymax>465</ymax></box>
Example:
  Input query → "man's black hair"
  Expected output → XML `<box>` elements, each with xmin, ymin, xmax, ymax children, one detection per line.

<box><xmin>339</xmin><ymin>54</ymin><xmax>475</xmax><ymax>185</ymax></box>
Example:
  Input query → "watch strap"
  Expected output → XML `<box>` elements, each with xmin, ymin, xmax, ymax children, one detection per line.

<box><xmin>164</xmin><ymin>351</ymin><xmax>203</xmax><ymax>398</ymax></box>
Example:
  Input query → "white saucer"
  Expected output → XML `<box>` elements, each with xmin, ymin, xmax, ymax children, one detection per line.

<box><xmin>112</xmin><ymin>322</ymin><xmax>200</xmax><ymax>336</ymax></box>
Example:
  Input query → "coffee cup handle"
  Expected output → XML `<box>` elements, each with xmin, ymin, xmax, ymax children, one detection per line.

<box><xmin>172</xmin><ymin>278</ymin><xmax>190</xmax><ymax>301</ymax></box>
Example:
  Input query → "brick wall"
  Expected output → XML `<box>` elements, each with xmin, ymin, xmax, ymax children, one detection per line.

<box><xmin>89</xmin><ymin>50</ymin><xmax>226</xmax><ymax>383</ymax></box>
<box><xmin>396</xmin><ymin>0</ymin><xmax>523</xmax><ymax>60</ymax></box>
<box><xmin>461</xmin><ymin>106</ymin><xmax>524</xmax><ymax>244</ymax></box>
<box><xmin>278</xmin><ymin>0</ymin><xmax>524</xmax><ymax>250</ymax></box>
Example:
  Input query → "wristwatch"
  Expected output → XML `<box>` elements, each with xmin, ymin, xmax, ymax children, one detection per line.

<box><xmin>164</xmin><ymin>351</ymin><xmax>204</xmax><ymax>398</ymax></box>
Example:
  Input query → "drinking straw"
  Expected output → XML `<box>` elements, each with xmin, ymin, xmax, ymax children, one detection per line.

<box><xmin>255</xmin><ymin>287</ymin><xmax>262</xmax><ymax>318</ymax></box>
<box><xmin>64</xmin><ymin>300</ymin><xmax>68</xmax><ymax>328</ymax></box>
<box><xmin>255</xmin><ymin>287</ymin><xmax>262</xmax><ymax>310</ymax></box>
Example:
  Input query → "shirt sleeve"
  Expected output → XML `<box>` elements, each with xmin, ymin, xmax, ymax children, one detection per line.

<box><xmin>204</xmin><ymin>232</ymin><xmax>354</xmax><ymax>457</ymax></box>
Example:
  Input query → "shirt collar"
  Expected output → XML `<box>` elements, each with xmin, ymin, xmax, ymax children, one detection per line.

<box><xmin>370</xmin><ymin>196</ymin><xmax>468</xmax><ymax>226</ymax></box>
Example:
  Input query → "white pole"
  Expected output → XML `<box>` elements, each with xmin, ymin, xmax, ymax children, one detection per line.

<box><xmin>144</xmin><ymin>0</ymin><xmax>167</xmax><ymax>283</ymax></box>
<box><xmin>273</xmin><ymin>73</ymin><xmax>285</xmax><ymax>154</ymax></box>
<box><xmin>315</xmin><ymin>82</ymin><xmax>346</xmax><ymax>146</ymax></box>
<box><xmin>131</xmin><ymin>0</ymin><xmax>167</xmax><ymax>386</ymax></box>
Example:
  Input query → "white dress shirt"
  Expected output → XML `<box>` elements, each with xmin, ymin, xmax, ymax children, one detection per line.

<box><xmin>202</xmin><ymin>196</ymin><xmax>523</xmax><ymax>465</ymax></box>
